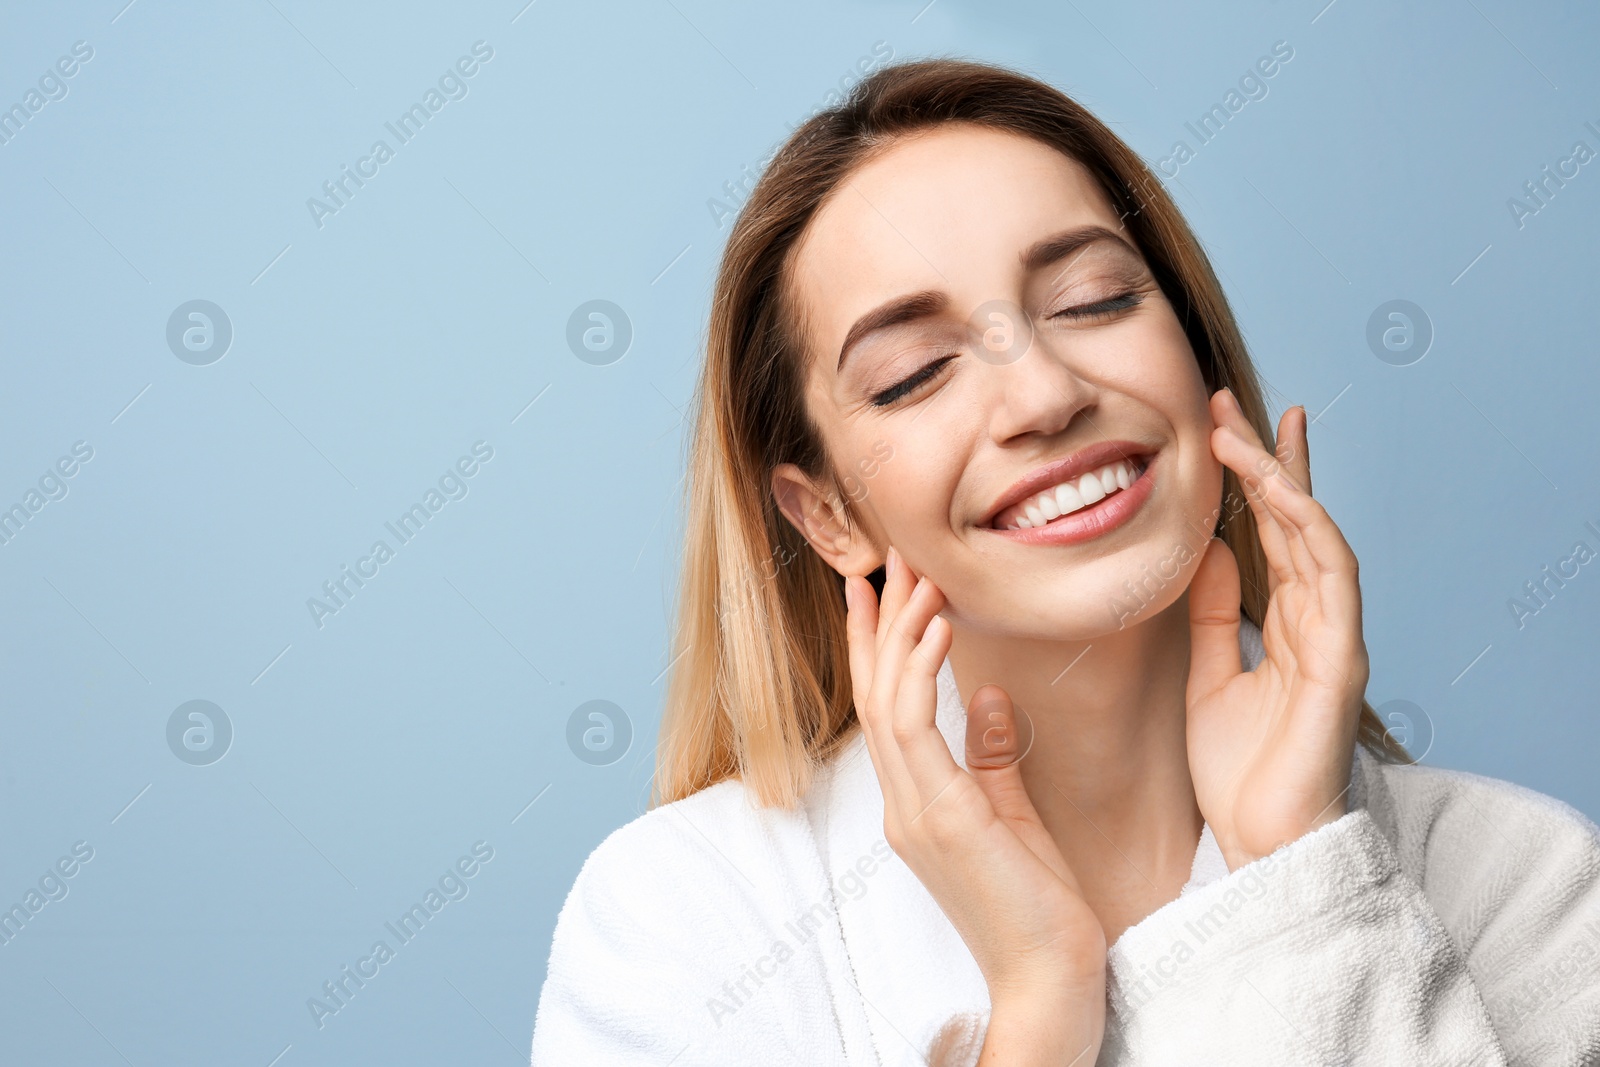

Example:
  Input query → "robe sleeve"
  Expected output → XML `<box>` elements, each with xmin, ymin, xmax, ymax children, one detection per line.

<box><xmin>1102</xmin><ymin>778</ymin><xmax>1600</xmax><ymax>1066</ymax></box>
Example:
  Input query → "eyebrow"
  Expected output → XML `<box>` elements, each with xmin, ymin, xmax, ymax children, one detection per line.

<box><xmin>836</xmin><ymin>289</ymin><xmax>949</xmax><ymax>371</ymax></box>
<box><xmin>1019</xmin><ymin>224</ymin><xmax>1140</xmax><ymax>275</ymax></box>
<box><xmin>834</xmin><ymin>225</ymin><xmax>1141</xmax><ymax>371</ymax></box>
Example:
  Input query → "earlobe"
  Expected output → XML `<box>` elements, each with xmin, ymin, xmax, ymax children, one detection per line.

<box><xmin>770</xmin><ymin>462</ymin><xmax>879</xmax><ymax>576</ymax></box>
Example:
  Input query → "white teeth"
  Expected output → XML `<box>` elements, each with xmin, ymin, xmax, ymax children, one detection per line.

<box><xmin>1078</xmin><ymin>472</ymin><xmax>1106</xmax><ymax>505</ymax></box>
<box><xmin>1054</xmin><ymin>481</ymin><xmax>1083</xmax><ymax>514</ymax></box>
<box><xmin>1001</xmin><ymin>459</ymin><xmax>1142</xmax><ymax>530</ymax></box>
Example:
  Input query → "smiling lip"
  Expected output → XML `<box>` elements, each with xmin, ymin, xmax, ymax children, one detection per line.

<box><xmin>981</xmin><ymin>442</ymin><xmax>1158</xmax><ymax>547</ymax></box>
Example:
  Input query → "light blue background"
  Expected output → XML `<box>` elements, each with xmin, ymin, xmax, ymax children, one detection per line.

<box><xmin>1</xmin><ymin>0</ymin><xmax>1596</xmax><ymax>1063</ymax></box>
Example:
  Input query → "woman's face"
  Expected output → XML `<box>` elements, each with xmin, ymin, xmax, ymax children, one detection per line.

<box><xmin>777</xmin><ymin>123</ymin><xmax>1224</xmax><ymax>639</ymax></box>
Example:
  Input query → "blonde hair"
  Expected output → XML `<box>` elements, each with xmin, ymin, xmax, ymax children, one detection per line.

<box><xmin>654</xmin><ymin>58</ymin><xmax>1408</xmax><ymax>810</ymax></box>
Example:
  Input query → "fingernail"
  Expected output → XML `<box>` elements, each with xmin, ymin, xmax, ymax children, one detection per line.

<box><xmin>885</xmin><ymin>547</ymin><xmax>898</xmax><ymax>577</ymax></box>
<box><xmin>844</xmin><ymin>577</ymin><xmax>857</xmax><ymax>612</ymax></box>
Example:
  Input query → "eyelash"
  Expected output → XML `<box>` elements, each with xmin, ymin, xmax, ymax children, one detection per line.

<box><xmin>867</xmin><ymin>291</ymin><xmax>1144</xmax><ymax>408</ymax></box>
<box><xmin>1057</xmin><ymin>291</ymin><xmax>1144</xmax><ymax>320</ymax></box>
<box><xmin>870</xmin><ymin>354</ymin><xmax>957</xmax><ymax>407</ymax></box>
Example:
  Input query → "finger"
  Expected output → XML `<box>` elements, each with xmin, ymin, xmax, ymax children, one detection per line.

<box><xmin>845</xmin><ymin>576</ymin><xmax>879</xmax><ymax>689</ymax></box>
<box><xmin>964</xmin><ymin>686</ymin><xmax>1085</xmax><ymax>893</ymax></box>
<box><xmin>1212</xmin><ymin>393</ymin><xmax>1365</xmax><ymax>667</ymax></box>
<box><xmin>838</xmin><ymin>575</ymin><xmax>915</xmax><ymax>799</ymax></box>
<box><xmin>1209</xmin><ymin>393</ymin><xmax>1318</xmax><ymax>588</ymax></box>
<box><xmin>1229</xmin><ymin>444</ymin><xmax>1337</xmax><ymax>590</ymax></box>
<box><xmin>1259</xmin><ymin>488</ymin><xmax>1366</xmax><ymax>643</ymax></box>
<box><xmin>1216</xmin><ymin>388</ymin><xmax>1305</xmax><ymax>502</ymax></box>
<box><xmin>1257</xmin><ymin>474</ymin><xmax>1320</xmax><ymax>589</ymax></box>
<box><xmin>1211</xmin><ymin>387</ymin><xmax>1270</xmax><ymax>453</ymax></box>
<box><xmin>1210</xmin><ymin>440</ymin><xmax>1361</xmax><ymax>695</ymax></box>
<box><xmin>1212</xmin><ymin>423</ymin><xmax>1296</xmax><ymax>589</ymax></box>
<box><xmin>964</xmin><ymin>684</ymin><xmax>1035</xmax><ymax>819</ymax></box>
<box><xmin>1187</xmin><ymin>539</ymin><xmax>1244</xmax><ymax>701</ymax></box>
<box><xmin>875</xmin><ymin>545</ymin><xmax>917</xmax><ymax>657</ymax></box>
<box><xmin>872</xmin><ymin>575</ymin><xmax>946</xmax><ymax>728</ymax></box>
<box><xmin>1253</xmin><ymin>480</ymin><xmax>1358</xmax><ymax>581</ymax></box>
<box><xmin>1211</xmin><ymin>428</ymin><xmax>1365</xmax><ymax>676</ymax></box>
<box><xmin>1251</xmin><ymin>410</ymin><xmax>1320</xmax><ymax>582</ymax></box>
<box><xmin>1276</xmin><ymin>405</ymin><xmax>1312</xmax><ymax>496</ymax></box>
<box><xmin>1215</xmin><ymin>391</ymin><xmax>1318</xmax><ymax>508</ymax></box>
<box><xmin>844</xmin><ymin>576</ymin><xmax>882</xmax><ymax>751</ymax></box>
<box><xmin>1209</xmin><ymin>393</ymin><xmax>1297</xmax><ymax>529</ymax></box>
<box><xmin>870</xmin><ymin>575</ymin><xmax>940</xmax><ymax>799</ymax></box>
<box><xmin>894</xmin><ymin>612</ymin><xmax>964</xmax><ymax>791</ymax></box>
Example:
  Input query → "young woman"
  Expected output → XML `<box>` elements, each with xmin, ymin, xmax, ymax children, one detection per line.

<box><xmin>531</xmin><ymin>59</ymin><xmax>1600</xmax><ymax>1065</ymax></box>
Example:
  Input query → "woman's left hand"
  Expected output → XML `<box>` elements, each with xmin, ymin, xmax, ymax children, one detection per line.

<box><xmin>1185</xmin><ymin>387</ymin><xmax>1369</xmax><ymax>872</ymax></box>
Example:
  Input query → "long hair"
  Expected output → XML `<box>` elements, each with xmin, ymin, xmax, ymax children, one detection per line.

<box><xmin>654</xmin><ymin>57</ymin><xmax>1409</xmax><ymax>810</ymax></box>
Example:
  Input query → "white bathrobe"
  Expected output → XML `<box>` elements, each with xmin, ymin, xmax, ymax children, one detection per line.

<box><xmin>530</xmin><ymin>619</ymin><xmax>1600</xmax><ymax>1065</ymax></box>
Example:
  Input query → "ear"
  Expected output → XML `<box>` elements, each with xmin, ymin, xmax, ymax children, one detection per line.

<box><xmin>770</xmin><ymin>462</ymin><xmax>883</xmax><ymax>577</ymax></box>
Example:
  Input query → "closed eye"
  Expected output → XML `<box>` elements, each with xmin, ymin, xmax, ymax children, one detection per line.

<box><xmin>1053</xmin><ymin>291</ymin><xmax>1143</xmax><ymax>320</ymax></box>
<box><xmin>867</xmin><ymin>293</ymin><xmax>1138</xmax><ymax>408</ymax></box>
<box><xmin>869</xmin><ymin>353</ymin><xmax>958</xmax><ymax>408</ymax></box>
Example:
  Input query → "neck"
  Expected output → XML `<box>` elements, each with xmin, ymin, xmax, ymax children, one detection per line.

<box><xmin>945</xmin><ymin>591</ymin><xmax>1203</xmax><ymax>943</ymax></box>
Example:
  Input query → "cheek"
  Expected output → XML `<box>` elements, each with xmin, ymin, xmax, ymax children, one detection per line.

<box><xmin>831</xmin><ymin>415</ymin><xmax>975</xmax><ymax>556</ymax></box>
<box><xmin>1121</xmin><ymin>316</ymin><xmax>1209</xmax><ymax>404</ymax></box>
<box><xmin>1189</xmin><ymin>444</ymin><xmax>1227</xmax><ymax>531</ymax></box>
<box><xmin>1108</xmin><ymin>316</ymin><xmax>1213</xmax><ymax>447</ymax></box>
<box><xmin>1160</xmin><ymin>369</ymin><xmax>1222</xmax><ymax>517</ymax></box>
<box><xmin>847</xmin><ymin>428</ymin><xmax>954</xmax><ymax>536</ymax></box>
<box><xmin>1162</xmin><ymin>406</ymin><xmax>1227</xmax><ymax>549</ymax></box>
<box><xmin>1096</xmin><ymin>314</ymin><xmax>1219</xmax><ymax>519</ymax></box>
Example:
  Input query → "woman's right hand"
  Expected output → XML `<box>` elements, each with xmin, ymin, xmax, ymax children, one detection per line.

<box><xmin>844</xmin><ymin>547</ymin><xmax>1106</xmax><ymax>1064</ymax></box>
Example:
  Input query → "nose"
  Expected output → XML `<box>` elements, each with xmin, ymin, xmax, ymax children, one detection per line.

<box><xmin>981</xmin><ymin>315</ymin><xmax>1098</xmax><ymax>445</ymax></box>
